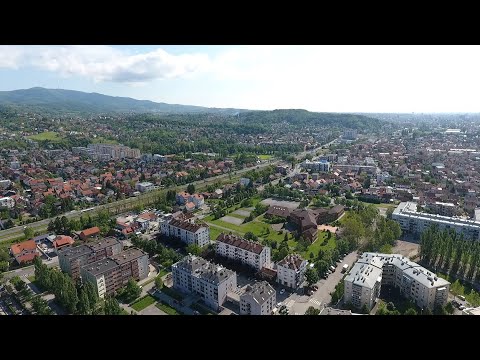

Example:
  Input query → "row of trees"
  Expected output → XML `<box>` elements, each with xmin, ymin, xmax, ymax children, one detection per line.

<box><xmin>420</xmin><ymin>225</ymin><xmax>480</xmax><ymax>282</ymax></box>
<box><xmin>47</xmin><ymin>210</ymin><xmax>115</xmax><ymax>236</ymax></box>
<box><xmin>131</xmin><ymin>235</ymin><xmax>183</xmax><ymax>269</ymax></box>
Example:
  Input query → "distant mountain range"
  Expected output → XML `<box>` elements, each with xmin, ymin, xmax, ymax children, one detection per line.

<box><xmin>0</xmin><ymin>87</ymin><xmax>245</xmax><ymax>115</ymax></box>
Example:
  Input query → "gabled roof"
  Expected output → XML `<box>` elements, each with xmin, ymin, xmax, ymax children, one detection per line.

<box><xmin>11</xmin><ymin>239</ymin><xmax>37</xmax><ymax>255</ymax></box>
<box><xmin>80</xmin><ymin>226</ymin><xmax>100</xmax><ymax>236</ymax></box>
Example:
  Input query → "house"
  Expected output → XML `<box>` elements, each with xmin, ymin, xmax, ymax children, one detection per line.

<box><xmin>53</xmin><ymin>235</ymin><xmax>75</xmax><ymax>253</ymax></box>
<box><xmin>79</xmin><ymin>226</ymin><xmax>101</xmax><ymax>241</ymax></box>
<box><xmin>10</xmin><ymin>239</ymin><xmax>39</xmax><ymax>265</ymax></box>
<box><xmin>316</xmin><ymin>205</ymin><xmax>345</xmax><ymax>224</ymax></box>
<box><xmin>289</xmin><ymin>209</ymin><xmax>319</xmax><ymax>242</ymax></box>
<box><xmin>185</xmin><ymin>201</ymin><xmax>196</xmax><ymax>212</ymax></box>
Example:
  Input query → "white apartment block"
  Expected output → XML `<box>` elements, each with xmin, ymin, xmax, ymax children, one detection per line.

<box><xmin>276</xmin><ymin>254</ymin><xmax>307</xmax><ymax>289</ymax></box>
<box><xmin>344</xmin><ymin>252</ymin><xmax>450</xmax><ymax>311</ymax></box>
<box><xmin>215</xmin><ymin>233</ymin><xmax>271</xmax><ymax>271</ymax></box>
<box><xmin>301</xmin><ymin>159</ymin><xmax>331</xmax><ymax>172</ymax></box>
<box><xmin>160</xmin><ymin>218</ymin><xmax>210</xmax><ymax>247</ymax></box>
<box><xmin>172</xmin><ymin>255</ymin><xmax>237</xmax><ymax>311</ymax></box>
<box><xmin>392</xmin><ymin>202</ymin><xmax>480</xmax><ymax>240</ymax></box>
<box><xmin>135</xmin><ymin>182</ymin><xmax>154</xmax><ymax>193</ymax></box>
<box><xmin>240</xmin><ymin>281</ymin><xmax>276</xmax><ymax>315</ymax></box>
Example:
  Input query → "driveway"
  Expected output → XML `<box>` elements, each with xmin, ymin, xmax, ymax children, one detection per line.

<box><xmin>140</xmin><ymin>303</ymin><xmax>167</xmax><ymax>315</ymax></box>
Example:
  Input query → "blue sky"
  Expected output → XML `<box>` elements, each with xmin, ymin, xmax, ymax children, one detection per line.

<box><xmin>1</xmin><ymin>45</ymin><xmax>480</xmax><ymax>112</ymax></box>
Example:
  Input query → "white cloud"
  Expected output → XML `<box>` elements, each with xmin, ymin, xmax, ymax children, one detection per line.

<box><xmin>0</xmin><ymin>45</ymin><xmax>211</xmax><ymax>83</ymax></box>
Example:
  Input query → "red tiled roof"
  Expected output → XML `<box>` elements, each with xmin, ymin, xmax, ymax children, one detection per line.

<box><xmin>53</xmin><ymin>235</ymin><xmax>75</xmax><ymax>248</ymax></box>
<box><xmin>216</xmin><ymin>233</ymin><xmax>265</xmax><ymax>254</ymax></box>
<box><xmin>11</xmin><ymin>239</ymin><xmax>37</xmax><ymax>255</ymax></box>
<box><xmin>81</xmin><ymin>226</ymin><xmax>100</xmax><ymax>236</ymax></box>
<box><xmin>16</xmin><ymin>253</ymin><xmax>39</xmax><ymax>263</ymax></box>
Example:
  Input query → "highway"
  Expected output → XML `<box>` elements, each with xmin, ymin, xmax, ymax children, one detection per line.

<box><xmin>0</xmin><ymin>136</ymin><xmax>339</xmax><ymax>243</ymax></box>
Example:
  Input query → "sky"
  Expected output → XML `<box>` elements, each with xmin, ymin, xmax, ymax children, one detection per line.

<box><xmin>1</xmin><ymin>45</ymin><xmax>480</xmax><ymax>113</ymax></box>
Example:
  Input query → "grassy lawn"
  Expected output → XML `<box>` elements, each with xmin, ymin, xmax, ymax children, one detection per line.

<box><xmin>130</xmin><ymin>295</ymin><xmax>157</xmax><ymax>312</ymax></box>
<box><xmin>161</xmin><ymin>286</ymin><xmax>184</xmax><ymax>301</ymax></box>
<box><xmin>27</xmin><ymin>275</ymin><xmax>36</xmax><ymax>283</ymax></box>
<box><xmin>209</xmin><ymin>226</ymin><xmax>224</xmax><ymax>241</ymax></box>
<box><xmin>28</xmin><ymin>131</ymin><xmax>62</xmax><ymax>142</ymax></box>
<box><xmin>302</xmin><ymin>232</ymin><xmax>336</xmax><ymax>258</ymax></box>
<box><xmin>258</xmin><ymin>154</ymin><xmax>273</xmax><ymax>160</ymax></box>
<box><xmin>156</xmin><ymin>301</ymin><xmax>180</xmax><ymax>315</ymax></box>
<box><xmin>121</xmin><ymin>309</ymin><xmax>130</xmax><ymax>315</ymax></box>
<box><xmin>226</xmin><ymin>212</ymin><xmax>248</xmax><ymax>220</ymax></box>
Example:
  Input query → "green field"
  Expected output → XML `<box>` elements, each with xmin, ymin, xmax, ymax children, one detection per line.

<box><xmin>28</xmin><ymin>131</ymin><xmax>62</xmax><ymax>142</ymax></box>
<box><xmin>130</xmin><ymin>295</ymin><xmax>156</xmax><ymax>311</ymax></box>
<box><xmin>302</xmin><ymin>232</ymin><xmax>336</xmax><ymax>258</ymax></box>
<box><xmin>258</xmin><ymin>154</ymin><xmax>273</xmax><ymax>160</ymax></box>
<box><xmin>156</xmin><ymin>301</ymin><xmax>180</xmax><ymax>315</ymax></box>
<box><xmin>159</xmin><ymin>268</ymin><xmax>170</xmax><ymax>278</ymax></box>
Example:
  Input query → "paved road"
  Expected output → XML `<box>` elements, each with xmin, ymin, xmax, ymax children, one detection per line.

<box><xmin>283</xmin><ymin>251</ymin><xmax>358</xmax><ymax>315</ymax></box>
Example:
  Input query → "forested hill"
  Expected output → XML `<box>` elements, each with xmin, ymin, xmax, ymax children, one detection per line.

<box><xmin>0</xmin><ymin>87</ymin><xmax>244</xmax><ymax>115</ymax></box>
<box><xmin>239</xmin><ymin>109</ymin><xmax>384</xmax><ymax>130</ymax></box>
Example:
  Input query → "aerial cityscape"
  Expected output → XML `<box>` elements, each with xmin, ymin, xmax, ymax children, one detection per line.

<box><xmin>1</xmin><ymin>45</ymin><xmax>480</xmax><ymax>316</ymax></box>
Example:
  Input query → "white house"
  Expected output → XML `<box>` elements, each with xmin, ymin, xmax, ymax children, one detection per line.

<box><xmin>276</xmin><ymin>254</ymin><xmax>307</xmax><ymax>289</ymax></box>
<box><xmin>135</xmin><ymin>182</ymin><xmax>154</xmax><ymax>193</ymax></box>
<box><xmin>0</xmin><ymin>197</ymin><xmax>15</xmax><ymax>209</ymax></box>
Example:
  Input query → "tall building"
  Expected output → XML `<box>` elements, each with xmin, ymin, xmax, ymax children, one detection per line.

<box><xmin>81</xmin><ymin>248</ymin><xmax>149</xmax><ymax>298</ymax></box>
<box><xmin>240</xmin><ymin>281</ymin><xmax>276</xmax><ymax>315</ymax></box>
<box><xmin>58</xmin><ymin>237</ymin><xmax>123</xmax><ymax>280</ymax></box>
<box><xmin>301</xmin><ymin>159</ymin><xmax>331</xmax><ymax>172</ymax></box>
<box><xmin>392</xmin><ymin>201</ymin><xmax>480</xmax><ymax>240</ymax></box>
<box><xmin>87</xmin><ymin>143</ymin><xmax>140</xmax><ymax>160</ymax></box>
<box><xmin>160</xmin><ymin>218</ymin><xmax>210</xmax><ymax>247</ymax></box>
<box><xmin>215</xmin><ymin>233</ymin><xmax>271</xmax><ymax>271</ymax></box>
<box><xmin>344</xmin><ymin>253</ymin><xmax>450</xmax><ymax>311</ymax></box>
<box><xmin>464</xmin><ymin>190</ymin><xmax>478</xmax><ymax>214</ymax></box>
<box><xmin>276</xmin><ymin>254</ymin><xmax>307</xmax><ymax>289</ymax></box>
<box><xmin>172</xmin><ymin>255</ymin><xmax>237</xmax><ymax>311</ymax></box>
<box><xmin>343</xmin><ymin>129</ymin><xmax>358</xmax><ymax>140</ymax></box>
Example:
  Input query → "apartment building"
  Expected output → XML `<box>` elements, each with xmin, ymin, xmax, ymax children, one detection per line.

<box><xmin>426</xmin><ymin>202</ymin><xmax>457</xmax><ymax>217</ymax></box>
<box><xmin>240</xmin><ymin>281</ymin><xmax>276</xmax><ymax>315</ymax></box>
<box><xmin>301</xmin><ymin>159</ymin><xmax>331</xmax><ymax>172</ymax></box>
<box><xmin>172</xmin><ymin>255</ymin><xmax>237</xmax><ymax>311</ymax></box>
<box><xmin>344</xmin><ymin>252</ymin><xmax>450</xmax><ymax>311</ymax></box>
<box><xmin>343</xmin><ymin>129</ymin><xmax>358</xmax><ymax>140</ymax></box>
<box><xmin>87</xmin><ymin>143</ymin><xmax>141</xmax><ymax>159</ymax></box>
<box><xmin>81</xmin><ymin>248</ymin><xmax>149</xmax><ymax>298</ymax></box>
<box><xmin>160</xmin><ymin>218</ymin><xmax>210</xmax><ymax>247</ymax></box>
<box><xmin>58</xmin><ymin>237</ymin><xmax>122</xmax><ymax>280</ymax></box>
<box><xmin>276</xmin><ymin>254</ymin><xmax>307</xmax><ymax>289</ymax></box>
<box><xmin>135</xmin><ymin>182</ymin><xmax>154</xmax><ymax>193</ymax></box>
<box><xmin>392</xmin><ymin>201</ymin><xmax>480</xmax><ymax>240</ymax></box>
<box><xmin>215</xmin><ymin>233</ymin><xmax>271</xmax><ymax>271</ymax></box>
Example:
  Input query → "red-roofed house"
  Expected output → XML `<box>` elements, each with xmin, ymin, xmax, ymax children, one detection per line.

<box><xmin>10</xmin><ymin>239</ymin><xmax>39</xmax><ymax>265</ymax></box>
<box><xmin>79</xmin><ymin>226</ymin><xmax>101</xmax><ymax>241</ymax></box>
<box><xmin>53</xmin><ymin>235</ymin><xmax>75</xmax><ymax>253</ymax></box>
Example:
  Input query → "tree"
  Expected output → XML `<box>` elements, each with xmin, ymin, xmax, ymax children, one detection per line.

<box><xmin>361</xmin><ymin>304</ymin><xmax>370</xmax><ymax>314</ymax></box>
<box><xmin>155</xmin><ymin>275</ymin><xmax>164</xmax><ymax>290</ymax></box>
<box><xmin>305</xmin><ymin>306</ymin><xmax>320</xmax><ymax>315</ymax></box>
<box><xmin>186</xmin><ymin>244</ymin><xmax>202</xmax><ymax>256</ymax></box>
<box><xmin>105</xmin><ymin>296</ymin><xmax>123</xmax><ymax>315</ymax></box>
<box><xmin>404</xmin><ymin>308</ymin><xmax>417</xmax><ymax>315</ymax></box>
<box><xmin>24</xmin><ymin>226</ymin><xmax>34</xmax><ymax>239</ymax></box>
<box><xmin>187</xmin><ymin>184</ymin><xmax>195</xmax><ymax>194</ymax></box>
<box><xmin>77</xmin><ymin>287</ymin><xmax>92</xmax><ymax>315</ymax></box>
<box><xmin>386</xmin><ymin>207</ymin><xmax>394</xmax><ymax>219</ymax></box>
<box><xmin>123</xmin><ymin>278</ymin><xmax>142</xmax><ymax>303</ymax></box>
<box><xmin>305</xmin><ymin>267</ymin><xmax>319</xmax><ymax>287</ymax></box>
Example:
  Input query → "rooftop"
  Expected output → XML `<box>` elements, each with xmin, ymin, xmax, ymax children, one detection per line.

<box><xmin>82</xmin><ymin>258</ymin><xmax>119</xmax><ymax>276</ymax></box>
<box><xmin>241</xmin><ymin>281</ymin><xmax>276</xmax><ymax>305</ymax></box>
<box><xmin>277</xmin><ymin>254</ymin><xmax>306</xmax><ymax>271</ymax></box>
<box><xmin>216</xmin><ymin>233</ymin><xmax>266</xmax><ymax>254</ymax></box>
<box><xmin>169</xmin><ymin>218</ymin><xmax>206</xmax><ymax>233</ymax></box>
<box><xmin>110</xmin><ymin>247</ymin><xmax>147</xmax><ymax>265</ymax></box>
<box><xmin>173</xmin><ymin>255</ymin><xmax>236</xmax><ymax>285</ymax></box>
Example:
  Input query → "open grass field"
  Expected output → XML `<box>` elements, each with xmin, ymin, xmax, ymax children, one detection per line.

<box><xmin>130</xmin><ymin>295</ymin><xmax>156</xmax><ymax>312</ymax></box>
<box><xmin>258</xmin><ymin>154</ymin><xmax>273</xmax><ymax>160</ymax></box>
<box><xmin>302</xmin><ymin>232</ymin><xmax>336</xmax><ymax>258</ymax></box>
<box><xmin>27</xmin><ymin>131</ymin><xmax>62</xmax><ymax>142</ymax></box>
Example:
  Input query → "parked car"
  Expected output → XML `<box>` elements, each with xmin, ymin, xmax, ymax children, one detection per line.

<box><xmin>280</xmin><ymin>289</ymin><xmax>285</xmax><ymax>295</ymax></box>
<box><xmin>459</xmin><ymin>295</ymin><xmax>466</xmax><ymax>301</ymax></box>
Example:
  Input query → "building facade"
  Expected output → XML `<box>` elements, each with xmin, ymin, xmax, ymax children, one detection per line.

<box><xmin>160</xmin><ymin>218</ymin><xmax>210</xmax><ymax>247</ymax></box>
<box><xmin>240</xmin><ymin>281</ymin><xmax>276</xmax><ymax>315</ymax></box>
<box><xmin>215</xmin><ymin>233</ymin><xmax>271</xmax><ymax>271</ymax></box>
<box><xmin>81</xmin><ymin>248</ymin><xmax>149</xmax><ymax>298</ymax></box>
<box><xmin>392</xmin><ymin>201</ymin><xmax>480</xmax><ymax>240</ymax></box>
<box><xmin>276</xmin><ymin>254</ymin><xmax>307</xmax><ymax>289</ymax></box>
<box><xmin>172</xmin><ymin>255</ymin><xmax>237</xmax><ymax>311</ymax></box>
<box><xmin>344</xmin><ymin>252</ymin><xmax>450</xmax><ymax>311</ymax></box>
<box><xmin>58</xmin><ymin>237</ymin><xmax>123</xmax><ymax>280</ymax></box>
